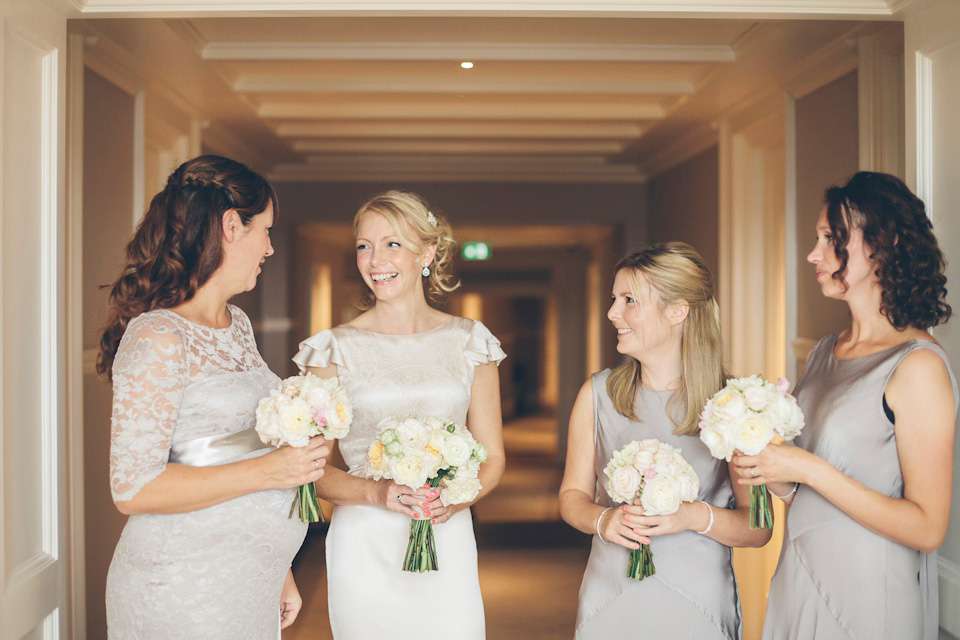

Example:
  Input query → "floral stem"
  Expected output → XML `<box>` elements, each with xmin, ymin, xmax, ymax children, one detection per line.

<box><xmin>627</xmin><ymin>543</ymin><xmax>656</xmax><ymax>581</ymax></box>
<box><xmin>749</xmin><ymin>484</ymin><xmax>773</xmax><ymax>529</ymax></box>
<box><xmin>297</xmin><ymin>482</ymin><xmax>325</xmax><ymax>524</ymax></box>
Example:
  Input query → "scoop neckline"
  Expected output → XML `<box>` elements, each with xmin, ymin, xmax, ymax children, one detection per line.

<box><xmin>828</xmin><ymin>332</ymin><xmax>929</xmax><ymax>361</ymax></box>
<box><xmin>344</xmin><ymin>316</ymin><xmax>456</xmax><ymax>337</ymax></box>
<box><xmin>159</xmin><ymin>305</ymin><xmax>236</xmax><ymax>332</ymax></box>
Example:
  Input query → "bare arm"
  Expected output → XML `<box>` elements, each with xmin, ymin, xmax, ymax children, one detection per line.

<box><xmin>734</xmin><ymin>349</ymin><xmax>956</xmax><ymax>552</ymax></box>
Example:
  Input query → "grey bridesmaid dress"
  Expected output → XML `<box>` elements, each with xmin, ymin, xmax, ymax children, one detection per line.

<box><xmin>575</xmin><ymin>369</ymin><xmax>741</xmax><ymax>640</ymax></box>
<box><xmin>762</xmin><ymin>334</ymin><xmax>958</xmax><ymax>640</ymax></box>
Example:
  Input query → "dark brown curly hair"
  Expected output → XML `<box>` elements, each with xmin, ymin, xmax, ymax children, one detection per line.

<box><xmin>97</xmin><ymin>155</ymin><xmax>278</xmax><ymax>380</ymax></box>
<box><xmin>824</xmin><ymin>171</ymin><xmax>950</xmax><ymax>330</ymax></box>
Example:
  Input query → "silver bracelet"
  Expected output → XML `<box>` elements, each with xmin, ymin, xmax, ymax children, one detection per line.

<box><xmin>770</xmin><ymin>483</ymin><xmax>799</xmax><ymax>500</ymax></box>
<box><xmin>596</xmin><ymin>506</ymin><xmax>614</xmax><ymax>544</ymax></box>
<box><xmin>696</xmin><ymin>501</ymin><xmax>714</xmax><ymax>535</ymax></box>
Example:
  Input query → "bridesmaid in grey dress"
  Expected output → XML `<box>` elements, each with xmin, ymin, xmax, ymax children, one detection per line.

<box><xmin>734</xmin><ymin>172</ymin><xmax>958</xmax><ymax>640</ymax></box>
<box><xmin>560</xmin><ymin>243</ymin><xmax>771</xmax><ymax>639</ymax></box>
<box><xmin>99</xmin><ymin>156</ymin><xmax>330</xmax><ymax>638</ymax></box>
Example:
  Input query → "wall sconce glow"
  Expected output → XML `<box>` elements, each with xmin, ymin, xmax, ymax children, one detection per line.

<box><xmin>462</xmin><ymin>242</ymin><xmax>490</xmax><ymax>261</ymax></box>
<box><xmin>460</xmin><ymin>61</ymin><xmax>474</xmax><ymax>69</ymax></box>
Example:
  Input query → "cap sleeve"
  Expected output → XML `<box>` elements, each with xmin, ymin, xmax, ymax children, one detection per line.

<box><xmin>293</xmin><ymin>329</ymin><xmax>346</xmax><ymax>372</ymax></box>
<box><xmin>465</xmin><ymin>320</ymin><xmax>507</xmax><ymax>366</ymax></box>
<box><xmin>109</xmin><ymin>312</ymin><xmax>187</xmax><ymax>502</ymax></box>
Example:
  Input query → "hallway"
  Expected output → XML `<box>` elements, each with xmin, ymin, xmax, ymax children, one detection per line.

<box><xmin>287</xmin><ymin>413</ymin><xmax>590</xmax><ymax>639</ymax></box>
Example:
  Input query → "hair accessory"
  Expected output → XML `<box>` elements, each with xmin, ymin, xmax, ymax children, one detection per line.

<box><xmin>770</xmin><ymin>483</ymin><xmax>799</xmax><ymax>500</ymax></box>
<box><xmin>426</xmin><ymin>211</ymin><xmax>438</xmax><ymax>227</ymax></box>
<box><xmin>596</xmin><ymin>506</ymin><xmax>613</xmax><ymax>544</ymax></box>
<box><xmin>421</xmin><ymin>266</ymin><xmax>431</xmax><ymax>277</ymax></box>
<box><xmin>696</xmin><ymin>501</ymin><xmax>714</xmax><ymax>535</ymax></box>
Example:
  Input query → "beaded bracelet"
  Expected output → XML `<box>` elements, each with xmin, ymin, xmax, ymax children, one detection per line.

<box><xmin>770</xmin><ymin>483</ymin><xmax>799</xmax><ymax>500</ymax></box>
<box><xmin>696</xmin><ymin>501</ymin><xmax>714</xmax><ymax>535</ymax></box>
<box><xmin>596</xmin><ymin>507</ymin><xmax>614</xmax><ymax>544</ymax></box>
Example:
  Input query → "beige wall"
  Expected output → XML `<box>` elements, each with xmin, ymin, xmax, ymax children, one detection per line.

<box><xmin>648</xmin><ymin>146</ymin><xmax>720</xmax><ymax>279</ymax></box>
<box><xmin>82</xmin><ymin>68</ymin><xmax>137</xmax><ymax>639</ymax></box>
<box><xmin>795</xmin><ymin>71</ymin><xmax>859</xmax><ymax>347</ymax></box>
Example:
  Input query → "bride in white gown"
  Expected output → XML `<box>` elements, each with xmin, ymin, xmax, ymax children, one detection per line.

<box><xmin>294</xmin><ymin>190</ymin><xmax>506</xmax><ymax>639</ymax></box>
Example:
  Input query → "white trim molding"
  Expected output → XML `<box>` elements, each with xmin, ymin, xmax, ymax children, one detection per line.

<box><xmin>939</xmin><ymin>555</ymin><xmax>960</xmax><ymax>637</ymax></box>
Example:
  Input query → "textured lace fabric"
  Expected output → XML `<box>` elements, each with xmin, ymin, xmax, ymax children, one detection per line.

<box><xmin>105</xmin><ymin>305</ymin><xmax>307</xmax><ymax>640</ymax></box>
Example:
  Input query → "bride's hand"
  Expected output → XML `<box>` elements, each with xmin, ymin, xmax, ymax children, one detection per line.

<box><xmin>257</xmin><ymin>435</ymin><xmax>330</xmax><ymax>490</ymax></box>
<box><xmin>380</xmin><ymin>481</ymin><xmax>432</xmax><ymax>518</ymax></box>
<box><xmin>416</xmin><ymin>483</ymin><xmax>457</xmax><ymax>525</ymax></box>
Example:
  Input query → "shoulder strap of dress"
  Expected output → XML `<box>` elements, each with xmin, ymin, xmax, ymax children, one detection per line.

<box><xmin>888</xmin><ymin>340</ymin><xmax>959</xmax><ymax>409</ymax></box>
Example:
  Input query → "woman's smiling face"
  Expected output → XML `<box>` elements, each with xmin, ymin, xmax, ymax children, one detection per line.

<box><xmin>355</xmin><ymin>211</ymin><xmax>431</xmax><ymax>303</ymax></box>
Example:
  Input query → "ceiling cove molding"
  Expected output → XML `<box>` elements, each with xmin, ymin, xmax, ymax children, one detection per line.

<box><xmin>257</xmin><ymin>101</ymin><xmax>667</xmax><ymax>120</ymax></box>
<box><xmin>267</xmin><ymin>165</ymin><xmax>647</xmax><ymax>184</ymax></box>
<box><xmin>74</xmin><ymin>1</ymin><xmax>897</xmax><ymax>18</ymax></box>
<box><xmin>203</xmin><ymin>42</ymin><xmax>737</xmax><ymax>63</ymax></box>
<box><xmin>290</xmin><ymin>139</ymin><xmax>627</xmax><ymax>154</ymax></box>
<box><xmin>274</xmin><ymin>120</ymin><xmax>645</xmax><ymax>139</ymax></box>
<box><xmin>234</xmin><ymin>75</ymin><xmax>697</xmax><ymax>96</ymax></box>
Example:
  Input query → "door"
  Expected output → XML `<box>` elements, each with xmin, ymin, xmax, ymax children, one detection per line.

<box><xmin>0</xmin><ymin>0</ymin><xmax>71</xmax><ymax>638</ymax></box>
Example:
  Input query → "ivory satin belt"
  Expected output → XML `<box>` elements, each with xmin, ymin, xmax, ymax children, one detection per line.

<box><xmin>168</xmin><ymin>427</ymin><xmax>271</xmax><ymax>466</ymax></box>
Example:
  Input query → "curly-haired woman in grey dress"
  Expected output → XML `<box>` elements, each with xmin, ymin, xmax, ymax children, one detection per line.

<box><xmin>734</xmin><ymin>172</ymin><xmax>958</xmax><ymax>640</ymax></box>
<box><xmin>99</xmin><ymin>155</ymin><xmax>330</xmax><ymax>638</ymax></box>
<box><xmin>560</xmin><ymin>242</ymin><xmax>771</xmax><ymax>639</ymax></box>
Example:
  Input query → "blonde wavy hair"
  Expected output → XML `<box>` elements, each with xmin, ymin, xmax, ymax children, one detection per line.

<box><xmin>353</xmin><ymin>190</ymin><xmax>460</xmax><ymax>309</ymax></box>
<box><xmin>607</xmin><ymin>242</ymin><xmax>728</xmax><ymax>435</ymax></box>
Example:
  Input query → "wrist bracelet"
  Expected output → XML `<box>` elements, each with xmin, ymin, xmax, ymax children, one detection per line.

<box><xmin>770</xmin><ymin>482</ymin><xmax>799</xmax><ymax>500</ymax></box>
<box><xmin>696</xmin><ymin>501</ymin><xmax>714</xmax><ymax>535</ymax></box>
<box><xmin>596</xmin><ymin>506</ymin><xmax>613</xmax><ymax>544</ymax></box>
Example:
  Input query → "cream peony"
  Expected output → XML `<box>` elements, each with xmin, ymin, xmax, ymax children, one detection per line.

<box><xmin>440</xmin><ymin>477</ymin><xmax>481</xmax><ymax>506</ymax></box>
<box><xmin>743</xmin><ymin>385</ymin><xmax>771</xmax><ymax>412</ymax></box>
<box><xmin>732</xmin><ymin>413</ymin><xmax>776</xmax><ymax>456</ymax></box>
<box><xmin>699</xmin><ymin>425</ymin><xmax>734</xmax><ymax>461</ymax></box>
<box><xmin>277</xmin><ymin>398</ymin><xmax>314</xmax><ymax>447</ymax></box>
<box><xmin>640</xmin><ymin>473</ymin><xmax>683</xmax><ymax>515</ymax></box>
<box><xmin>389</xmin><ymin>454</ymin><xmax>430</xmax><ymax>489</ymax></box>
<box><xmin>395</xmin><ymin>418</ymin><xmax>430</xmax><ymax>451</ymax></box>
<box><xmin>607</xmin><ymin>464</ymin><xmax>643</xmax><ymax>504</ymax></box>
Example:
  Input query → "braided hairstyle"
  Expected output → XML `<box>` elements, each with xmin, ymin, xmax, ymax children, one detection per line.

<box><xmin>824</xmin><ymin>171</ymin><xmax>950</xmax><ymax>330</ymax></box>
<box><xmin>97</xmin><ymin>155</ymin><xmax>277</xmax><ymax>380</ymax></box>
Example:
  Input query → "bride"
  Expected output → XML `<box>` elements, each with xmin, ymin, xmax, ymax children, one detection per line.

<box><xmin>293</xmin><ymin>190</ymin><xmax>506</xmax><ymax>639</ymax></box>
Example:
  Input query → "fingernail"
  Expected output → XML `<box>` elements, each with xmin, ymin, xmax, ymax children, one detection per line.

<box><xmin>421</xmin><ymin>501</ymin><xmax>429</xmax><ymax>508</ymax></box>
<box><xmin>431</xmin><ymin>519</ymin><xmax>437</xmax><ymax>524</ymax></box>
<box><xmin>414</xmin><ymin>513</ymin><xmax>419</xmax><ymax>518</ymax></box>
<box><xmin>425</xmin><ymin>511</ymin><xmax>432</xmax><ymax>516</ymax></box>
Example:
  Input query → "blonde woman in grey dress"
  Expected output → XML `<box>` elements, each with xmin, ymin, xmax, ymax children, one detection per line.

<box><xmin>294</xmin><ymin>191</ymin><xmax>506</xmax><ymax>639</ymax></box>
<box><xmin>99</xmin><ymin>156</ymin><xmax>330</xmax><ymax>639</ymax></box>
<box><xmin>734</xmin><ymin>172</ymin><xmax>958</xmax><ymax>640</ymax></box>
<box><xmin>560</xmin><ymin>243</ymin><xmax>771</xmax><ymax>639</ymax></box>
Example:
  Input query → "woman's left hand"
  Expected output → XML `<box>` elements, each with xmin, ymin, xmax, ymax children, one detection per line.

<box><xmin>415</xmin><ymin>483</ymin><xmax>460</xmax><ymax>525</ymax></box>
<box><xmin>279</xmin><ymin>570</ymin><xmax>302</xmax><ymax>629</ymax></box>
<box><xmin>731</xmin><ymin>442</ymin><xmax>813</xmax><ymax>486</ymax></box>
<box><xmin>623</xmin><ymin>499</ymin><xmax>708</xmax><ymax>538</ymax></box>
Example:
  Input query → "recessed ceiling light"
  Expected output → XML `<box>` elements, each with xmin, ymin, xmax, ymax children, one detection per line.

<box><xmin>460</xmin><ymin>61</ymin><xmax>474</xmax><ymax>69</ymax></box>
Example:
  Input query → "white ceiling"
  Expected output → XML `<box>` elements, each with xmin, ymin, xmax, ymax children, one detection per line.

<box><xmin>77</xmin><ymin>14</ymin><xmax>891</xmax><ymax>182</ymax></box>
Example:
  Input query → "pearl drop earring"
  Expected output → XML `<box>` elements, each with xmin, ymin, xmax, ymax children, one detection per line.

<box><xmin>422</xmin><ymin>266</ymin><xmax>431</xmax><ymax>277</ymax></box>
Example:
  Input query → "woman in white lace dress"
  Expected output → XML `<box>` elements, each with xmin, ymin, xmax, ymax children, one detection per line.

<box><xmin>294</xmin><ymin>190</ymin><xmax>506</xmax><ymax>639</ymax></box>
<box><xmin>98</xmin><ymin>155</ymin><xmax>330</xmax><ymax>639</ymax></box>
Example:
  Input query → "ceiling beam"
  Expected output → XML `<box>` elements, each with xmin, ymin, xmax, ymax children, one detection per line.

<box><xmin>234</xmin><ymin>75</ymin><xmax>697</xmax><ymax>95</ymax></box>
<box><xmin>203</xmin><ymin>42</ymin><xmax>737</xmax><ymax>62</ymax></box>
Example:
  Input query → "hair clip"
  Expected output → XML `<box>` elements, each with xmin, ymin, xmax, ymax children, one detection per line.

<box><xmin>426</xmin><ymin>211</ymin><xmax>438</xmax><ymax>227</ymax></box>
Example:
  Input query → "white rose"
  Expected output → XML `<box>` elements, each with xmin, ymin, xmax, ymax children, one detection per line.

<box><xmin>639</xmin><ymin>439</ymin><xmax>660</xmax><ymax>453</ymax></box>
<box><xmin>427</xmin><ymin>429</ymin><xmax>447</xmax><ymax>452</ymax></box>
<box><xmin>699</xmin><ymin>426</ymin><xmax>734</xmax><ymax>461</ymax></box>
<box><xmin>731</xmin><ymin>413</ymin><xmax>775</xmax><ymax>456</ymax></box>
<box><xmin>712</xmin><ymin>390</ymin><xmax>748</xmax><ymax>423</ymax></box>
<box><xmin>677</xmin><ymin>466</ymin><xmax>701</xmax><ymax>502</ymax></box>
<box><xmin>633</xmin><ymin>450</ymin><xmax>655</xmax><ymax>470</ymax></box>
<box><xmin>441</xmin><ymin>477</ymin><xmax>481</xmax><ymax>506</ymax></box>
<box><xmin>607</xmin><ymin>465</ymin><xmax>642</xmax><ymax>504</ymax></box>
<box><xmin>389</xmin><ymin>454</ymin><xmax>430</xmax><ymax>489</ymax></box>
<box><xmin>743</xmin><ymin>385</ymin><xmax>770</xmax><ymax>412</ymax></box>
<box><xmin>459</xmin><ymin>458</ymin><xmax>481</xmax><ymax>479</ymax></box>
<box><xmin>395</xmin><ymin>418</ymin><xmax>429</xmax><ymax>451</ymax></box>
<box><xmin>767</xmin><ymin>393</ymin><xmax>804</xmax><ymax>439</ymax></box>
<box><xmin>640</xmin><ymin>474</ymin><xmax>682</xmax><ymax>515</ymax></box>
<box><xmin>277</xmin><ymin>398</ymin><xmax>315</xmax><ymax>447</ymax></box>
<box><xmin>442</xmin><ymin>434</ymin><xmax>472</xmax><ymax>467</ymax></box>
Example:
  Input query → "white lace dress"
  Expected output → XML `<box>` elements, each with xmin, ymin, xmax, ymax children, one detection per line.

<box><xmin>105</xmin><ymin>305</ymin><xmax>306</xmax><ymax>639</ymax></box>
<box><xmin>294</xmin><ymin>317</ymin><xmax>506</xmax><ymax>640</ymax></box>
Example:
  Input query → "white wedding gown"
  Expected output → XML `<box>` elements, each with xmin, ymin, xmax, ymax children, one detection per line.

<box><xmin>294</xmin><ymin>317</ymin><xmax>505</xmax><ymax>640</ymax></box>
<box><xmin>106</xmin><ymin>306</ymin><xmax>306</xmax><ymax>639</ymax></box>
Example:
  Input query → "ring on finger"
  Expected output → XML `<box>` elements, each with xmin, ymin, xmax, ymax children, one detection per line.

<box><xmin>314</xmin><ymin>459</ymin><xmax>320</xmax><ymax>470</ymax></box>
<box><xmin>397</xmin><ymin>494</ymin><xmax>403</xmax><ymax>502</ymax></box>
<box><xmin>750</xmin><ymin>466</ymin><xmax>758</xmax><ymax>478</ymax></box>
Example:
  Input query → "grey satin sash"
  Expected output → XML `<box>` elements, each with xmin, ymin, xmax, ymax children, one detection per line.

<box><xmin>168</xmin><ymin>427</ymin><xmax>271</xmax><ymax>466</ymax></box>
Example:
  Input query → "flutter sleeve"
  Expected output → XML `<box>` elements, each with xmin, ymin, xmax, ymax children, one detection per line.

<box><xmin>292</xmin><ymin>329</ymin><xmax>346</xmax><ymax>372</ymax></box>
<box><xmin>109</xmin><ymin>313</ymin><xmax>187</xmax><ymax>503</ymax></box>
<box><xmin>464</xmin><ymin>320</ymin><xmax>507</xmax><ymax>366</ymax></box>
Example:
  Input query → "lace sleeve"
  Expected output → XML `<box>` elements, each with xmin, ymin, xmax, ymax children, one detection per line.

<box><xmin>109</xmin><ymin>313</ymin><xmax>188</xmax><ymax>502</ymax></box>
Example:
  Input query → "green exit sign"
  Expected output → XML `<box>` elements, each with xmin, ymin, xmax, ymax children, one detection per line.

<box><xmin>462</xmin><ymin>242</ymin><xmax>491</xmax><ymax>261</ymax></box>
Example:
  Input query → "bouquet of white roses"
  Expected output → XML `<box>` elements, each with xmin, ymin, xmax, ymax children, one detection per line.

<box><xmin>698</xmin><ymin>376</ymin><xmax>804</xmax><ymax>529</ymax></box>
<box><xmin>256</xmin><ymin>372</ymin><xmax>352</xmax><ymax>523</ymax></box>
<box><xmin>604</xmin><ymin>439</ymin><xmax>700</xmax><ymax>581</ymax></box>
<box><xmin>366</xmin><ymin>416</ymin><xmax>487</xmax><ymax>572</ymax></box>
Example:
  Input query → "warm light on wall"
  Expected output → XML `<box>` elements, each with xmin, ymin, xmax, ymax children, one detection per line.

<box><xmin>310</xmin><ymin>262</ymin><xmax>332</xmax><ymax>334</ymax></box>
<box><xmin>460</xmin><ymin>292</ymin><xmax>483</xmax><ymax>322</ymax></box>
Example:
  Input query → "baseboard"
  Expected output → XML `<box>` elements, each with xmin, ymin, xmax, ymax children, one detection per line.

<box><xmin>939</xmin><ymin>554</ymin><xmax>960</xmax><ymax>637</ymax></box>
